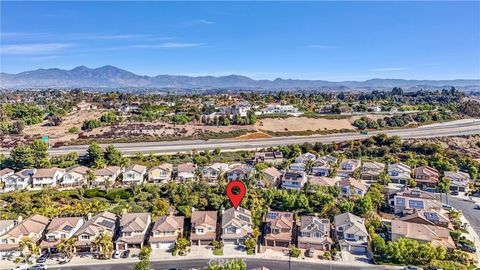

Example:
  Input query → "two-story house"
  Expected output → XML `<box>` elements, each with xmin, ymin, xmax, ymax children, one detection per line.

<box><xmin>221</xmin><ymin>207</ymin><xmax>253</xmax><ymax>246</ymax></box>
<box><xmin>288</xmin><ymin>162</ymin><xmax>306</xmax><ymax>172</ymax></box>
<box><xmin>40</xmin><ymin>217</ymin><xmax>85</xmax><ymax>253</ymax></box>
<box><xmin>360</xmin><ymin>161</ymin><xmax>385</xmax><ymax>181</ymax></box>
<box><xmin>74</xmin><ymin>211</ymin><xmax>117</xmax><ymax>253</ymax></box>
<box><xmin>413</xmin><ymin>166</ymin><xmax>439</xmax><ymax>189</ymax></box>
<box><xmin>339</xmin><ymin>177</ymin><xmax>367</xmax><ymax>197</ymax></box>
<box><xmin>388</xmin><ymin>163</ymin><xmax>412</xmax><ymax>185</ymax></box>
<box><xmin>260</xmin><ymin>167</ymin><xmax>282</xmax><ymax>187</ymax></box>
<box><xmin>281</xmin><ymin>171</ymin><xmax>307</xmax><ymax>190</ymax></box>
<box><xmin>0</xmin><ymin>215</ymin><xmax>50</xmax><ymax>255</ymax></box>
<box><xmin>337</xmin><ymin>159</ymin><xmax>361</xmax><ymax>178</ymax></box>
<box><xmin>389</xmin><ymin>188</ymin><xmax>442</xmax><ymax>215</ymax></box>
<box><xmin>295</xmin><ymin>153</ymin><xmax>317</xmax><ymax>165</ymax></box>
<box><xmin>391</xmin><ymin>220</ymin><xmax>455</xmax><ymax>249</ymax></box>
<box><xmin>399</xmin><ymin>209</ymin><xmax>451</xmax><ymax>229</ymax></box>
<box><xmin>61</xmin><ymin>166</ymin><xmax>89</xmax><ymax>188</ymax></box>
<box><xmin>444</xmin><ymin>171</ymin><xmax>471</xmax><ymax>192</ymax></box>
<box><xmin>0</xmin><ymin>220</ymin><xmax>16</xmax><ymax>238</ymax></box>
<box><xmin>2</xmin><ymin>169</ymin><xmax>35</xmax><ymax>192</ymax></box>
<box><xmin>177</xmin><ymin>163</ymin><xmax>196</xmax><ymax>182</ymax></box>
<box><xmin>201</xmin><ymin>163</ymin><xmax>229</xmax><ymax>183</ymax></box>
<box><xmin>190</xmin><ymin>210</ymin><xmax>217</xmax><ymax>246</ymax></box>
<box><xmin>116</xmin><ymin>213</ymin><xmax>151</xmax><ymax>251</ymax></box>
<box><xmin>227</xmin><ymin>164</ymin><xmax>253</xmax><ymax>181</ymax></box>
<box><xmin>311</xmin><ymin>157</ymin><xmax>331</xmax><ymax>177</ymax></box>
<box><xmin>32</xmin><ymin>168</ymin><xmax>65</xmax><ymax>189</ymax></box>
<box><xmin>253</xmin><ymin>151</ymin><xmax>284</xmax><ymax>165</ymax></box>
<box><xmin>93</xmin><ymin>166</ymin><xmax>121</xmax><ymax>188</ymax></box>
<box><xmin>149</xmin><ymin>214</ymin><xmax>185</xmax><ymax>250</ymax></box>
<box><xmin>147</xmin><ymin>163</ymin><xmax>173</xmax><ymax>184</ymax></box>
<box><xmin>0</xmin><ymin>168</ymin><xmax>14</xmax><ymax>184</ymax></box>
<box><xmin>298</xmin><ymin>216</ymin><xmax>333</xmax><ymax>251</ymax></box>
<box><xmin>264</xmin><ymin>211</ymin><xmax>294</xmax><ymax>248</ymax></box>
<box><xmin>334</xmin><ymin>212</ymin><xmax>368</xmax><ymax>254</ymax></box>
<box><xmin>123</xmin><ymin>165</ymin><xmax>147</xmax><ymax>186</ymax></box>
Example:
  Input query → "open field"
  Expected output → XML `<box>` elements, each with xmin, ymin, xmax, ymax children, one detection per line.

<box><xmin>255</xmin><ymin>117</ymin><xmax>355</xmax><ymax>132</ymax></box>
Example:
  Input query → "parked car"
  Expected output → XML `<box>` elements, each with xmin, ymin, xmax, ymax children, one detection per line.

<box><xmin>403</xmin><ymin>267</ymin><xmax>423</xmax><ymax>270</ymax></box>
<box><xmin>441</xmin><ymin>204</ymin><xmax>452</xmax><ymax>210</ymax></box>
<box><xmin>458</xmin><ymin>243</ymin><xmax>477</xmax><ymax>253</ymax></box>
<box><xmin>112</xmin><ymin>250</ymin><xmax>122</xmax><ymax>259</ymax></box>
<box><xmin>305</xmin><ymin>248</ymin><xmax>314</xmax><ymax>258</ymax></box>
<box><xmin>451</xmin><ymin>191</ymin><xmax>459</xmax><ymax>196</ymax></box>
<box><xmin>121</xmin><ymin>250</ymin><xmax>130</xmax><ymax>258</ymax></box>
<box><xmin>30</xmin><ymin>264</ymin><xmax>48</xmax><ymax>270</ymax></box>
<box><xmin>475</xmin><ymin>204</ymin><xmax>480</xmax><ymax>209</ymax></box>
<box><xmin>58</xmin><ymin>254</ymin><xmax>72</xmax><ymax>265</ymax></box>
<box><xmin>36</xmin><ymin>252</ymin><xmax>49</xmax><ymax>263</ymax></box>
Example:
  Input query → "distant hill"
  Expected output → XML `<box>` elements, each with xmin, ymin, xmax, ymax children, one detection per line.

<box><xmin>1</xmin><ymin>65</ymin><xmax>479</xmax><ymax>90</ymax></box>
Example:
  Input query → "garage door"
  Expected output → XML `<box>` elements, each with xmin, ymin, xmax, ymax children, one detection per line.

<box><xmin>158</xmin><ymin>241</ymin><xmax>175</xmax><ymax>249</ymax></box>
<box><xmin>351</xmin><ymin>245</ymin><xmax>367</xmax><ymax>254</ymax></box>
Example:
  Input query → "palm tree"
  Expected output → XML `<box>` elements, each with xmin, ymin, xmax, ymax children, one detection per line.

<box><xmin>18</xmin><ymin>237</ymin><xmax>39</xmax><ymax>263</ymax></box>
<box><xmin>57</xmin><ymin>237</ymin><xmax>77</xmax><ymax>258</ymax></box>
<box><xmin>92</xmin><ymin>232</ymin><xmax>113</xmax><ymax>260</ymax></box>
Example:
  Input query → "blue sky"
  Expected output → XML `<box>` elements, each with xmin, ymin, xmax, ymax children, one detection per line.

<box><xmin>1</xmin><ymin>1</ymin><xmax>479</xmax><ymax>80</ymax></box>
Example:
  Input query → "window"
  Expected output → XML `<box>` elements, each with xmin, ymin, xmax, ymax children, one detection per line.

<box><xmin>314</xmin><ymin>232</ymin><xmax>322</xmax><ymax>238</ymax></box>
<box><xmin>196</xmin><ymin>228</ymin><xmax>204</xmax><ymax>234</ymax></box>
<box><xmin>396</xmin><ymin>197</ymin><xmax>406</xmax><ymax>206</ymax></box>
<box><xmin>226</xmin><ymin>227</ymin><xmax>236</xmax><ymax>234</ymax></box>
<box><xmin>81</xmin><ymin>235</ymin><xmax>90</xmax><ymax>240</ymax></box>
<box><xmin>409</xmin><ymin>200</ymin><xmax>424</xmax><ymax>209</ymax></box>
<box><xmin>346</xmin><ymin>234</ymin><xmax>355</xmax><ymax>240</ymax></box>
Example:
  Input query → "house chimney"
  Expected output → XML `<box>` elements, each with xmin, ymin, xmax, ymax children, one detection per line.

<box><xmin>87</xmin><ymin>213</ymin><xmax>92</xmax><ymax>220</ymax></box>
<box><xmin>17</xmin><ymin>216</ymin><xmax>23</xmax><ymax>224</ymax></box>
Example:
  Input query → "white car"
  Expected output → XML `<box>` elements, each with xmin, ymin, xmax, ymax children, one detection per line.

<box><xmin>112</xmin><ymin>250</ymin><xmax>122</xmax><ymax>259</ymax></box>
<box><xmin>11</xmin><ymin>265</ymin><xmax>29</xmax><ymax>270</ymax></box>
<box><xmin>30</xmin><ymin>264</ymin><xmax>48</xmax><ymax>270</ymax></box>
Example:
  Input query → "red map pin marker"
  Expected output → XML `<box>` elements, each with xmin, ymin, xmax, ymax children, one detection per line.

<box><xmin>226</xmin><ymin>180</ymin><xmax>246</xmax><ymax>209</ymax></box>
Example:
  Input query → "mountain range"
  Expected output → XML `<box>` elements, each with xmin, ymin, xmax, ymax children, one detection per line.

<box><xmin>1</xmin><ymin>65</ymin><xmax>479</xmax><ymax>91</ymax></box>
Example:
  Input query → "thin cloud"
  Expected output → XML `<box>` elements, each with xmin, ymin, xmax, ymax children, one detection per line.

<box><xmin>131</xmin><ymin>42</ymin><xmax>204</xmax><ymax>49</ymax></box>
<box><xmin>305</xmin><ymin>44</ymin><xmax>340</xmax><ymax>49</ymax></box>
<box><xmin>1</xmin><ymin>43</ymin><xmax>74</xmax><ymax>55</ymax></box>
<box><xmin>371</xmin><ymin>67</ymin><xmax>408</xmax><ymax>71</ymax></box>
<box><xmin>184</xmin><ymin>19</ymin><xmax>215</xmax><ymax>25</ymax></box>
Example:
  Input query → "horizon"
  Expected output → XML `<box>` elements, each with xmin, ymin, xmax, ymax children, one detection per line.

<box><xmin>2</xmin><ymin>64</ymin><xmax>480</xmax><ymax>82</ymax></box>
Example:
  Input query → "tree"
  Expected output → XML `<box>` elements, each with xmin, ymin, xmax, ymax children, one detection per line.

<box><xmin>244</xmin><ymin>236</ymin><xmax>257</xmax><ymax>255</ymax></box>
<box><xmin>86</xmin><ymin>142</ymin><xmax>105</xmax><ymax>168</ymax></box>
<box><xmin>133</xmin><ymin>258</ymin><xmax>151</xmax><ymax>270</ymax></box>
<box><xmin>151</xmin><ymin>198</ymin><xmax>170</xmax><ymax>218</ymax></box>
<box><xmin>289</xmin><ymin>245</ymin><xmax>300</xmax><ymax>257</ymax></box>
<box><xmin>82</xmin><ymin>119</ymin><xmax>102</xmax><ymax>131</ymax></box>
<box><xmin>92</xmin><ymin>232</ymin><xmax>113</xmax><ymax>260</ymax></box>
<box><xmin>57</xmin><ymin>236</ymin><xmax>77</xmax><ymax>258</ymax></box>
<box><xmin>18</xmin><ymin>237</ymin><xmax>39</xmax><ymax>261</ymax></box>
<box><xmin>173</xmin><ymin>237</ymin><xmax>189</xmax><ymax>256</ymax></box>
<box><xmin>104</xmin><ymin>145</ymin><xmax>125</xmax><ymax>166</ymax></box>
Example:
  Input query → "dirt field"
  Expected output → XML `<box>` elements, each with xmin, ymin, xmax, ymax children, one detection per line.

<box><xmin>255</xmin><ymin>117</ymin><xmax>355</xmax><ymax>132</ymax></box>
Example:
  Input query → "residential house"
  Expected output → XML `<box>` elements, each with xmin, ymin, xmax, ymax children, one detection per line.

<box><xmin>281</xmin><ymin>171</ymin><xmax>307</xmax><ymax>190</ymax></box>
<box><xmin>227</xmin><ymin>164</ymin><xmax>253</xmax><ymax>181</ymax></box>
<box><xmin>201</xmin><ymin>163</ymin><xmax>229</xmax><ymax>183</ymax></box>
<box><xmin>260</xmin><ymin>104</ymin><xmax>301</xmax><ymax>116</ymax></box>
<box><xmin>190</xmin><ymin>210</ymin><xmax>217</xmax><ymax>246</ymax></box>
<box><xmin>177</xmin><ymin>163</ymin><xmax>196</xmax><ymax>182</ymax></box>
<box><xmin>147</xmin><ymin>163</ymin><xmax>173</xmax><ymax>184</ymax></box>
<box><xmin>40</xmin><ymin>217</ymin><xmax>85</xmax><ymax>253</ymax></box>
<box><xmin>93</xmin><ymin>166</ymin><xmax>121</xmax><ymax>188</ymax></box>
<box><xmin>260</xmin><ymin>167</ymin><xmax>282</xmax><ymax>187</ymax></box>
<box><xmin>116</xmin><ymin>213</ymin><xmax>151</xmax><ymax>250</ymax></box>
<box><xmin>360</xmin><ymin>161</ymin><xmax>385</xmax><ymax>181</ymax></box>
<box><xmin>149</xmin><ymin>215</ymin><xmax>184</xmax><ymax>250</ymax></box>
<box><xmin>444</xmin><ymin>171</ymin><xmax>471</xmax><ymax>192</ymax></box>
<box><xmin>334</xmin><ymin>213</ymin><xmax>368</xmax><ymax>254</ymax></box>
<box><xmin>308</xmin><ymin>176</ymin><xmax>339</xmax><ymax>188</ymax></box>
<box><xmin>391</xmin><ymin>220</ymin><xmax>455</xmax><ymax>249</ymax></box>
<box><xmin>389</xmin><ymin>188</ymin><xmax>442</xmax><ymax>215</ymax></box>
<box><xmin>74</xmin><ymin>211</ymin><xmax>117</xmax><ymax>253</ymax></box>
<box><xmin>0</xmin><ymin>168</ymin><xmax>14</xmax><ymax>183</ymax></box>
<box><xmin>298</xmin><ymin>216</ymin><xmax>333</xmax><ymax>251</ymax></box>
<box><xmin>399</xmin><ymin>210</ymin><xmax>451</xmax><ymax>229</ymax></box>
<box><xmin>311</xmin><ymin>157</ymin><xmax>331</xmax><ymax>177</ymax></box>
<box><xmin>32</xmin><ymin>168</ymin><xmax>65</xmax><ymax>189</ymax></box>
<box><xmin>288</xmin><ymin>162</ymin><xmax>307</xmax><ymax>172</ymax></box>
<box><xmin>337</xmin><ymin>159</ymin><xmax>361</xmax><ymax>178</ymax></box>
<box><xmin>295</xmin><ymin>153</ymin><xmax>317</xmax><ymax>165</ymax></box>
<box><xmin>123</xmin><ymin>165</ymin><xmax>147</xmax><ymax>185</ymax></box>
<box><xmin>254</xmin><ymin>151</ymin><xmax>284</xmax><ymax>165</ymax></box>
<box><xmin>0</xmin><ymin>220</ymin><xmax>16</xmax><ymax>237</ymax></box>
<box><xmin>414</xmin><ymin>166</ymin><xmax>440</xmax><ymax>189</ymax></box>
<box><xmin>339</xmin><ymin>177</ymin><xmax>367</xmax><ymax>197</ymax></box>
<box><xmin>0</xmin><ymin>215</ymin><xmax>50</xmax><ymax>254</ymax></box>
<box><xmin>2</xmin><ymin>169</ymin><xmax>35</xmax><ymax>192</ymax></box>
<box><xmin>264</xmin><ymin>211</ymin><xmax>294</xmax><ymax>248</ymax></box>
<box><xmin>388</xmin><ymin>163</ymin><xmax>412</xmax><ymax>185</ymax></box>
<box><xmin>221</xmin><ymin>207</ymin><xmax>253</xmax><ymax>245</ymax></box>
<box><xmin>61</xmin><ymin>166</ymin><xmax>88</xmax><ymax>188</ymax></box>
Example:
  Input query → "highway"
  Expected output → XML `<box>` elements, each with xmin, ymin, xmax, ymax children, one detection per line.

<box><xmin>1</xmin><ymin>119</ymin><xmax>479</xmax><ymax>156</ymax></box>
<box><xmin>52</xmin><ymin>258</ymin><xmax>399</xmax><ymax>270</ymax></box>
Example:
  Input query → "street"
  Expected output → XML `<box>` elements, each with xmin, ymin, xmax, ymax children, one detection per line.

<box><xmin>1</xmin><ymin>119</ymin><xmax>478</xmax><ymax>157</ymax></box>
<box><xmin>448</xmin><ymin>196</ymin><xmax>480</xmax><ymax>237</ymax></box>
<box><xmin>52</xmin><ymin>258</ymin><xmax>399</xmax><ymax>270</ymax></box>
